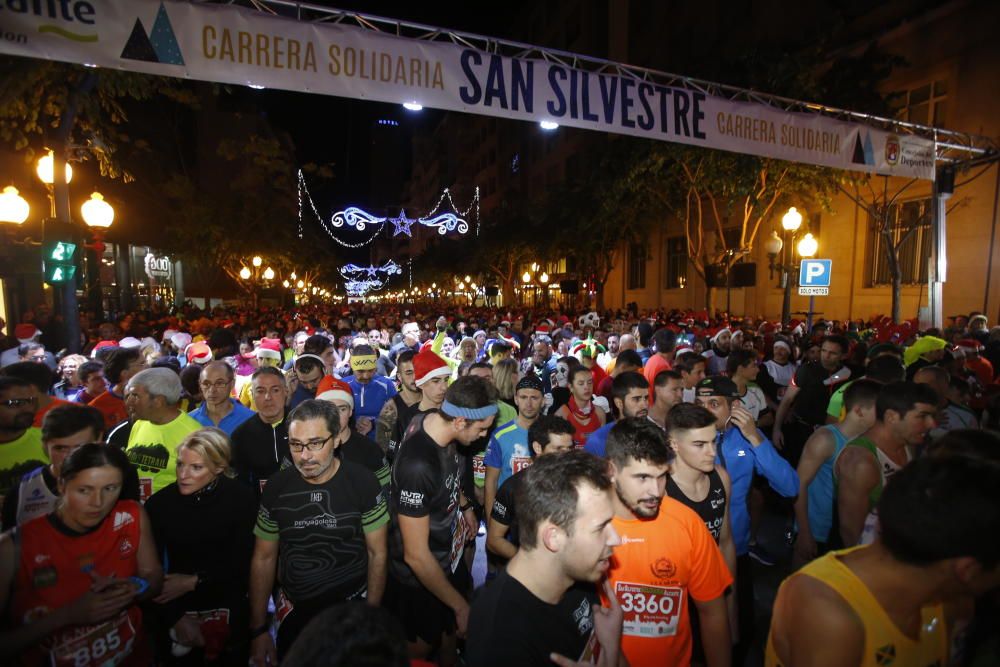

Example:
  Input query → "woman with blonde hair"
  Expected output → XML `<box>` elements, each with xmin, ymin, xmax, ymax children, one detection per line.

<box><xmin>53</xmin><ymin>353</ymin><xmax>87</xmax><ymax>400</ymax></box>
<box><xmin>492</xmin><ymin>357</ymin><xmax>521</xmax><ymax>409</ymax></box>
<box><xmin>145</xmin><ymin>428</ymin><xmax>257</xmax><ymax>664</ymax></box>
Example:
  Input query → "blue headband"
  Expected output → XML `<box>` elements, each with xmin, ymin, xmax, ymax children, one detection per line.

<box><xmin>441</xmin><ymin>400</ymin><xmax>498</xmax><ymax>420</ymax></box>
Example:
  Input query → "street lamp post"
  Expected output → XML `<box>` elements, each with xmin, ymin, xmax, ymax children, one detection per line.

<box><xmin>237</xmin><ymin>257</ymin><xmax>275</xmax><ymax>309</ymax></box>
<box><xmin>772</xmin><ymin>207</ymin><xmax>803</xmax><ymax>327</ymax></box>
<box><xmin>80</xmin><ymin>192</ymin><xmax>114</xmax><ymax>317</ymax></box>
<box><xmin>797</xmin><ymin>233</ymin><xmax>819</xmax><ymax>332</ymax></box>
<box><xmin>37</xmin><ymin>150</ymin><xmax>81</xmax><ymax>352</ymax></box>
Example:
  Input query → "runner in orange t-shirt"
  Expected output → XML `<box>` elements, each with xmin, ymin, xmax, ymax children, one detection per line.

<box><xmin>602</xmin><ymin>418</ymin><xmax>733</xmax><ymax>667</ymax></box>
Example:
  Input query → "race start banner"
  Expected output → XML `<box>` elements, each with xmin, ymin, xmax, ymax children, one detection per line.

<box><xmin>0</xmin><ymin>0</ymin><xmax>937</xmax><ymax>180</ymax></box>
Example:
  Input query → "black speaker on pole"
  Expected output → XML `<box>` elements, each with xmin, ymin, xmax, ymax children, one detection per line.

<box><xmin>730</xmin><ymin>263</ymin><xmax>757</xmax><ymax>287</ymax></box>
<box><xmin>560</xmin><ymin>280</ymin><xmax>579</xmax><ymax>295</ymax></box>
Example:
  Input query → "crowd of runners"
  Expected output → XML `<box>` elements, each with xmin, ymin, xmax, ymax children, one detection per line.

<box><xmin>0</xmin><ymin>302</ymin><xmax>997</xmax><ymax>666</ymax></box>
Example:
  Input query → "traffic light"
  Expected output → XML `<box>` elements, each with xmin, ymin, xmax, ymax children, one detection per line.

<box><xmin>42</xmin><ymin>220</ymin><xmax>79</xmax><ymax>285</ymax></box>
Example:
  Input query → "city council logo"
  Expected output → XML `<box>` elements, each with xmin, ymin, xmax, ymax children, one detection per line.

<box><xmin>885</xmin><ymin>135</ymin><xmax>900</xmax><ymax>165</ymax></box>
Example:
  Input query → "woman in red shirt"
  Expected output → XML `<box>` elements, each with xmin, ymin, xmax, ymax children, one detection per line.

<box><xmin>555</xmin><ymin>366</ymin><xmax>607</xmax><ymax>448</ymax></box>
<box><xmin>0</xmin><ymin>444</ymin><xmax>163</xmax><ymax>665</ymax></box>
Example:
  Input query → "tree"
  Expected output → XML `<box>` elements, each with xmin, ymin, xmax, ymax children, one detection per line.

<box><xmin>837</xmin><ymin>173</ymin><xmax>969</xmax><ymax>323</ymax></box>
<box><xmin>0</xmin><ymin>58</ymin><xmax>197</xmax><ymax>177</ymax></box>
<box><xmin>473</xmin><ymin>200</ymin><xmax>539</xmax><ymax>306</ymax></box>
<box><xmin>545</xmin><ymin>136</ymin><xmax>663</xmax><ymax>310</ymax></box>
<box><xmin>0</xmin><ymin>57</ymin><xmax>197</xmax><ymax>348</ymax></box>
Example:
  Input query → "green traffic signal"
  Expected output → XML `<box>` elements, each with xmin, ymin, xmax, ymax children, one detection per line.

<box><xmin>44</xmin><ymin>264</ymin><xmax>77</xmax><ymax>284</ymax></box>
<box><xmin>46</xmin><ymin>240</ymin><xmax>77</xmax><ymax>262</ymax></box>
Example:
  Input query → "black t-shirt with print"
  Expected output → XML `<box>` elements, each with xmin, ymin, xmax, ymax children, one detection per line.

<box><xmin>466</xmin><ymin>569</ymin><xmax>598</xmax><ymax>667</ymax></box>
<box><xmin>254</xmin><ymin>461</ymin><xmax>388</xmax><ymax>606</ymax></box>
<box><xmin>490</xmin><ymin>468</ymin><xmax>526</xmax><ymax>547</ymax></box>
<box><xmin>388</xmin><ymin>413</ymin><xmax>462</xmax><ymax>587</ymax></box>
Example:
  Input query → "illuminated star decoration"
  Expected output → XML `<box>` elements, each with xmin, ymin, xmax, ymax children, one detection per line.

<box><xmin>339</xmin><ymin>260</ymin><xmax>403</xmax><ymax>297</ymax></box>
<box><xmin>390</xmin><ymin>210</ymin><xmax>415</xmax><ymax>237</ymax></box>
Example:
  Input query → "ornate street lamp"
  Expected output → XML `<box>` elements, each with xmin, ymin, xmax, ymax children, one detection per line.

<box><xmin>0</xmin><ymin>186</ymin><xmax>30</xmax><ymax>224</ymax></box>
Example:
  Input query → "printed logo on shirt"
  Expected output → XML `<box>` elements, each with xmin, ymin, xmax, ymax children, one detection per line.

<box><xmin>127</xmin><ymin>443</ymin><xmax>170</xmax><ymax>473</ymax></box>
<box><xmin>399</xmin><ymin>490</ymin><xmax>424</xmax><ymax>508</ymax></box>
<box><xmin>493</xmin><ymin>500</ymin><xmax>507</xmax><ymax>518</ymax></box>
<box><xmin>113</xmin><ymin>511</ymin><xmax>135</xmax><ymax>532</ymax></box>
<box><xmin>619</xmin><ymin>535</ymin><xmax>646</xmax><ymax>545</ymax></box>
<box><xmin>117</xmin><ymin>536</ymin><xmax>136</xmax><ymax>558</ymax></box>
<box><xmin>34</xmin><ymin>554</ymin><xmax>50</xmax><ymax>565</ymax></box>
<box><xmin>293</xmin><ymin>513</ymin><xmax>339</xmax><ymax>529</ymax></box>
<box><xmin>572</xmin><ymin>597</ymin><xmax>594</xmax><ymax>636</ymax></box>
<box><xmin>32</xmin><ymin>565</ymin><xmax>57</xmax><ymax>588</ymax></box>
<box><xmin>650</xmin><ymin>557</ymin><xmax>676</xmax><ymax>580</ymax></box>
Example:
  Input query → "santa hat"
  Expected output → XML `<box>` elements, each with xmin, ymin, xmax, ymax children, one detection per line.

<box><xmin>316</xmin><ymin>376</ymin><xmax>354</xmax><ymax>409</ymax></box>
<box><xmin>535</xmin><ymin>324</ymin><xmax>551</xmax><ymax>335</ymax></box>
<box><xmin>14</xmin><ymin>323</ymin><xmax>40</xmax><ymax>342</ymax></box>
<box><xmin>119</xmin><ymin>336</ymin><xmax>142</xmax><ymax>349</ymax></box>
<box><xmin>255</xmin><ymin>337</ymin><xmax>282</xmax><ymax>361</ymax></box>
<box><xmin>413</xmin><ymin>349</ymin><xmax>451</xmax><ymax>387</ymax></box>
<box><xmin>186</xmin><ymin>342</ymin><xmax>213</xmax><ymax>365</ymax></box>
<box><xmin>955</xmin><ymin>339</ymin><xmax>983</xmax><ymax>355</ymax></box>
<box><xmin>162</xmin><ymin>329</ymin><xmax>179</xmax><ymax>343</ymax></box>
<box><xmin>710</xmin><ymin>327</ymin><xmax>731</xmax><ymax>343</ymax></box>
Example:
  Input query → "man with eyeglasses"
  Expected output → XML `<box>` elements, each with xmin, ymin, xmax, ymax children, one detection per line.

<box><xmin>190</xmin><ymin>361</ymin><xmax>255</xmax><ymax>436</ymax></box>
<box><xmin>0</xmin><ymin>377</ymin><xmax>45</xmax><ymax>507</ymax></box>
<box><xmin>1</xmin><ymin>361</ymin><xmax>73</xmax><ymax>428</ymax></box>
<box><xmin>232</xmin><ymin>367</ymin><xmax>293</xmax><ymax>499</ymax></box>
<box><xmin>249</xmin><ymin>399</ymin><xmax>389</xmax><ymax>664</ymax></box>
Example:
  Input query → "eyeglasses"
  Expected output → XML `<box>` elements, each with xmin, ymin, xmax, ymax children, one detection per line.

<box><xmin>200</xmin><ymin>380</ymin><xmax>232</xmax><ymax>391</ymax></box>
<box><xmin>29</xmin><ymin>355</ymin><xmax>46</xmax><ymax>362</ymax></box>
<box><xmin>0</xmin><ymin>397</ymin><xmax>37</xmax><ymax>408</ymax></box>
<box><xmin>288</xmin><ymin>434</ymin><xmax>333</xmax><ymax>453</ymax></box>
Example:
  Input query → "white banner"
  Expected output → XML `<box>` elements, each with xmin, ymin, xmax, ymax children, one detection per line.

<box><xmin>0</xmin><ymin>0</ymin><xmax>936</xmax><ymax>179</ymax></box>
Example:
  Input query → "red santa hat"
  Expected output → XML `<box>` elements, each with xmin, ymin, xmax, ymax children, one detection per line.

<box><xmin>186</xmin><ymin>342</ymin><xmax>213</xmax><ymax>365</ymax></box>
<box><xmin>316</xmin><ymin>376</ymin><xmax>354</xmax><ymax>409</ymax></box>
<box><xmin>14</xmin><ymin>323</ymin><xmax>40</xmax><ymax>342</ymax></box>
<box><xmin>413</xmin><ymin>349</ymin><xmax>451</xmax><ymax>387</ymax></box>
<box><xmin>255</xmin><ymin>337</ymin><xmax>282</xmax><ymax>361</ymax></box>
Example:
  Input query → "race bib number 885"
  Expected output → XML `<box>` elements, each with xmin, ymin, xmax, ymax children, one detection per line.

<box><xmin>615</xmin><ymin>581</ymin><xmax>683</xmax><ymax>638</ymax></box>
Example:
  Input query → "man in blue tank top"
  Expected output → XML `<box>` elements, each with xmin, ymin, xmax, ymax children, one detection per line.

<box><xmin>792</xmin><ymin>380</ymin><xmax>880</xmax><ymax>568</ymax></box>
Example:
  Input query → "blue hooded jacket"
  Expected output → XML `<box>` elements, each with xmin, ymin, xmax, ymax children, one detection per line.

<box><xmin>717</xmin><ymin>426</ymin><xmax>799</xmax><ymax>555</ymax></box>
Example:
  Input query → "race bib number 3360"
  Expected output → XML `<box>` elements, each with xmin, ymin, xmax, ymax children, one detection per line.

<box><xmin>615</xmin><ymin>581</ymin><xmax>683</xmax><ymax>638</ymax></box>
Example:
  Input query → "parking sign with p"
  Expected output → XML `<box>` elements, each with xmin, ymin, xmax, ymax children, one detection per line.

<box><xmin>799</xmin><ymin>259</ymin><xmax>831</xmax><ymax>296</ymax></box>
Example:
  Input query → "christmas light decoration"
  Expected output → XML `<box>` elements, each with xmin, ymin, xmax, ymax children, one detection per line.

<box><xmin>298</xmin><ymin>171</ymin><xmax>480</xmax><ymax>244</ymax></box>
<box><xmin>390</xmin><ymin>210</ymin><xmax>415</xmax><ymax>237</ymax></box>
<box><xmin>339</xmin><ymin>260</ymin><xmax>403</xmax><ymax>297</ymax></box>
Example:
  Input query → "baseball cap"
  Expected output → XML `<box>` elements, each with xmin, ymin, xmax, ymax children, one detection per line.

<box><xmin>695</xmin><ymin>376</ymin><xmax>740</xmax><ymax>398</ymax></box>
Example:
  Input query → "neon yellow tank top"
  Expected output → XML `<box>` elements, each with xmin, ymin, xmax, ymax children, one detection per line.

<box><xmin>766</xmin><ymin>547</ymin><xmax>948</xmax><ymax>667</ymax></box>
